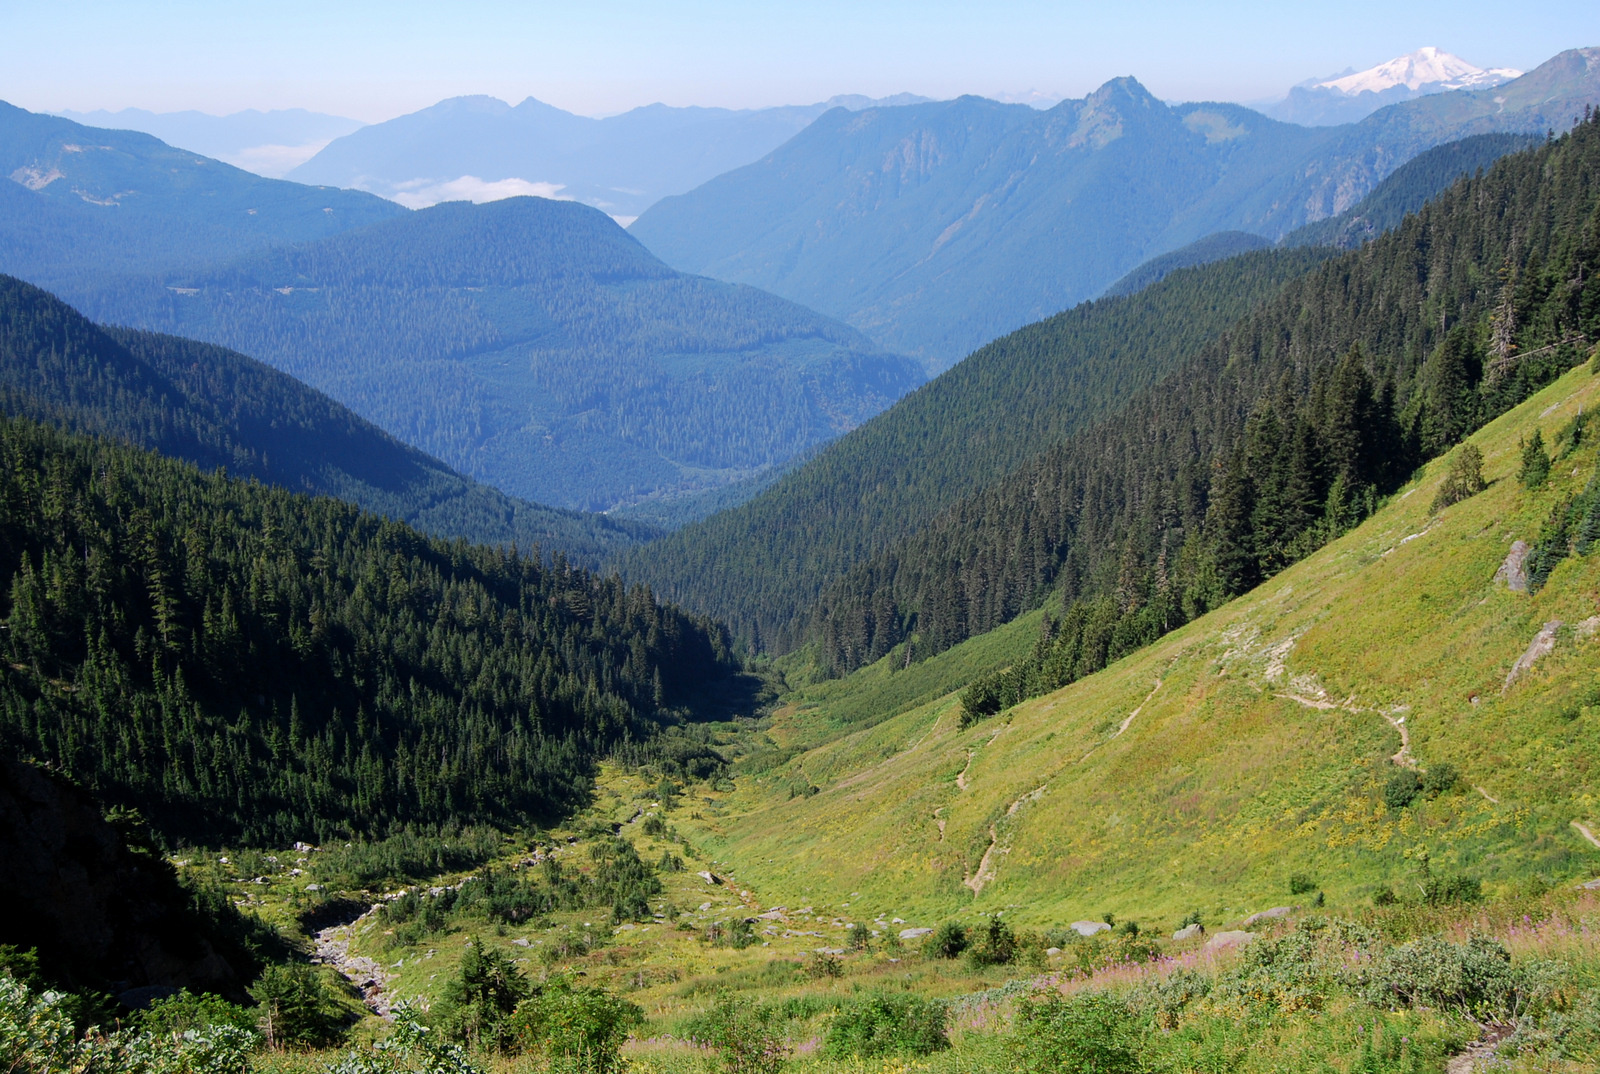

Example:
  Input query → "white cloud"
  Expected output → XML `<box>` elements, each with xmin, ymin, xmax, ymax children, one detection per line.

<box><xmin>218</xmin><ymin>140</ymin><xmax>335</xmax><ymax>178</ymax></box>
<box><xmin>387</xmin><ymin>175</ymin><xmax>568</xmax><ymax>209</ymax></box>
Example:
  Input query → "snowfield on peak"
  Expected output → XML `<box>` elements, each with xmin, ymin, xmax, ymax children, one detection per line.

<box><xmin>1317</xmin><ymin>46</ymin><xmax>1520</xmax><ymax>97</ymax></box>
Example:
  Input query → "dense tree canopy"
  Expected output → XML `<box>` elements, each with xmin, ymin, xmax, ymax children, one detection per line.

<box><xmin>0</xmin><ymin>417</ymin><xmax>739</xmax><ymax>845</ymax></box>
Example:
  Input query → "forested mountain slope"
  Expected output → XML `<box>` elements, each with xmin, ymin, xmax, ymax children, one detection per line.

<box><xmin>0</xmin><ymin>102</ymin><xmax>403</xmax><ymax>290</ymax></box>
<box><xmin>697</xmin><ymin>361</ymin><xmax>1600</xmax><ymax>923</ymax></box>
<box><xmin>1101</xmin><ymin>132</ymin><xmax>1537</xmax><ymax>301</ymax></box>
<box><xmin>1283</xmin><ymin>131</ymin><xmax>1539</xmax><ymax>250</ymax></box>
<box><xmin>0</xmin><ymin>276</ymin><xmax>646</xmax><ymax>563</ymax></box>
<box><xmin>631</xmin><ymin>49</ymin><xmax>1600</xmax><ymax>367</ymax></box>
<box><xmin>620</xmin><ymin>244</ymin><xmax>1336</xmax><ymax>650</ymax></box>
<box><xmin>0</xmin><ymin>416</ymin><xmax>741</xmax><ymax>845</ymax></box>
<box><xmin>72</xmin><ymin>196</ymin><xmax>923</xmax><ymax>511</ymax></box>
<box><xmin>809</xmin><ymin>111</ymin><xmax>1600</xmax><ymax>678</ymax></box>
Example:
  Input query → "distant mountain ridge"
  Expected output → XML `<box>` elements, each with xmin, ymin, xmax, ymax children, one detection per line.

<box><xmin>289</xmin><ymin>92</ymin><xmax>933</xmax><ymax>218</ymax></box>
<box><xmin>70</xmin><ymin>196</ymin><xmax>924</xmax><ymax>512</ymax></box>
<box><xmin>0</xmin><ymin>102</ymin><xmax>405</xmax><ymax>291</ymax></box>
<box><xmin>630</xmin><ymin>47</ymin><xmax>1600</xmax><ymax>368</ymax></box>
<box><xmin>56</xmin><ymin>106</ymin><xmax>364</xmax><ymax>178</ymax></box>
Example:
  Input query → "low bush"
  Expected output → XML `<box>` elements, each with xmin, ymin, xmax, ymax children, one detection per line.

<box><xmin>508</xmin><ymin>976</ymin><xmax>643</xmax><ymax>1074</ymax></box>
<box><xmin>685</xmin><ymin>995</ymin><xmax>789</xmax><ymax>1074</ymax></box>
<box><xmin>824</xmin><ymin>993</ymin><xmax>949</xmax><ymax>1058</ymax></box>
<box><xmin>1012</xmin><ymin>990</ymin><xmax>1142</xmax><ymax>1074</ymax></box>
<box><xmin>922</xmin><ymin>922</ymin><xmax>969</xmax><ymax>960</ymax></box>
<box><xmin>137</xmin><ymin>989</ymin><xmax>256</xmax><ymax>1036</ymax></box>
<box><xmin>966</xmin><ymin>917</ymin><xmax>1019</xmax><ymax>968</ymax></box>
<box><xmin>1430</xmin><ymin>444</ymin><xmax>1487</xmax><ymax>512</ymax></box>
<box><xmin>1383</xmin><ymin>769</ymin><xmax>1422</xmax><ymax>810</ymax></box>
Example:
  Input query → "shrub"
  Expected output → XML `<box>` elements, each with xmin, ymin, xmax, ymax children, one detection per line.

<box><xmin>1431</xmin><ymin>443</ymin><xmax>1488</xmax><ymax>512</ymax></box>
<box><xmin>1421</xmin><ymin>873</ymin><xmax>1482</xmax><ymax>906</ymax></box>
<box><xmin>1131</xmin><ymin>967</ymin><xmax>1211</xmax><ymax>1030</ymax></box>
<box><xmin>1</xmin><ymin>973</ymin><xmax>261</xmax><ymax>1074</ymax></box>
<box><xmin>326</xmin><ymin>1005</ymin><xmax>484</xmax><ymax>1074</ymax></box>
<box><xmin>824</xmin><ymin>993</ymin><xmax>949</xmax><ymax>1058</ymax></box>
<box><xmin>1420</xmin><ymin>764</ymin><xmax>1459</xmax><ymax>799</ymax></box>
<box><xmin>1383</xmin><ymin>769</ymin><xmax>1422</xmax><ymax>810</ymax></box>
<box><xmin>138</xmin><ymin>989</ymin><xmax>256</xmax><ymax>1036</ymax></box>
<box><xmin>805</xmin><ymin>952</ymin><xmax>843</xmax><ymax>980</ymax></box>
<box><xmin>1368</xmin><ymin>935</ymin><xmax>1516</xmax><ymax>1019</ymax></box>
<box><xmin>1519</xmin><ymin>429</ymin><xmax>1551</xmax><ymax>489</ymax></box>
<box><xmin>959</xmin><ymin>673</ymin><xmax>1005</xmax><ymax>727</ymax></box>
<box><xmin>641</xmin><ymin>814</ymin><xmax>667</xmax><ymax>837</ymax></box>
<box><xmin>1012</xmin><ymin>990</ymin><xmax>1141</xmax><ymax>1074</ymax></box>
<box><xmin>686</xmin><ymin>995</ymin><xmax>789</xmax><ymax>1074</ymax></box>
<box><xmin>1288</xmin><ymin>873</ymin><xmax>1318</xmax><ymax>896</ymax></box>
<box><xmin>508</xmin><ymin>977</ymin><xmax>643</xmax><ymax>1073</ymax></box>
<box><xmin>922</xmin><ymin>922</ymin><xmax>969</xmax><ymax>960</ymax></box>
<box><xmin>966</xmin><ymin>917</ymin><xmax>1019</xmax><ymax>967</ymax></box>
<box><xmin>249</xmin><ymin>962</ymin><xmax>350</xmax><ymax>1050</ymax></box>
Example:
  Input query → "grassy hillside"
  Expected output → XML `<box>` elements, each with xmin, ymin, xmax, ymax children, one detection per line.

<box><xmin>73</xmin><ymin>196</ymin><xmax>922</xmax><ymax>512</ymax></box>
<box><xmin>687</xmin><ymin>361</ymin><xmax>1600</xmax><ymax>928</ymax></box>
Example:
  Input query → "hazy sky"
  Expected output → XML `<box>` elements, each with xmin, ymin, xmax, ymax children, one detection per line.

<box><xmin>3</xmin><ymin>0</ymin><xmax>1596</xmax><ymax>121</ymax></box>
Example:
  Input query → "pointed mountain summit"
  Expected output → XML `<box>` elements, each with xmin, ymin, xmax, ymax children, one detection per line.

<box><xmin>1267</xmin><ymin>47</ymin><xmax>1522</xmax><ymax>126</ymax></box>
<box><xmin>632</xmin><ymin>49</ymin><xmax>1599</xmax><ymax>368</ymax></box>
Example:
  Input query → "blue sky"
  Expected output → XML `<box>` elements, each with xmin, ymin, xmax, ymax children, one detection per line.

<box><xmin>2</xmin><ymin>0</ymin><xmax>1595</xmax><ymax>120</ymax></box>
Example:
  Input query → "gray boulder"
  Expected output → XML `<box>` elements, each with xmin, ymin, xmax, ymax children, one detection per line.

<box><xmin>1071</xmin><ymin>920</ymin><xmax>1112</xmax><ymax>937</ymax></box>
<box><xmin>1205</xmin><ymin>930</ymin><xmax>1255</xmax><ymax>950</ymax></box>
<box><xmin>1243</xmin><ymin>907</ymin><xmax>1291</xmax><ymax>927</ymax></box>
<box><xmin>1172</xmin><ymin>923</ymin><xmax>1204</xmax><ymax>941</ymax></box>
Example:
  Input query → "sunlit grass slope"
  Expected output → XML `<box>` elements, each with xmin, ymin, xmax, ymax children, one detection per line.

<box><xmin>689</xmin><ymin>362</ymin><xmax>1600</xmax><ymax>933</ymax></box>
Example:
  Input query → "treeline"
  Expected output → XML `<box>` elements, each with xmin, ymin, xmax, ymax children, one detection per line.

<box><xmin>0</xmin><ymin>416</ymin><xmax>740</xmax><ymax>845</ymax></box>
<box><xmin>814</xmin><ymin>112</ymin><xmax>1600</xmax><ymax>680</ymax></box>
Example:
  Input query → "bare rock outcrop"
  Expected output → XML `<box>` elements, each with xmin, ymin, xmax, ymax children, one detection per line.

<box><xmin>1494</xmin><ymin>540</ymin><xmax>1531</xmax><ymax>592</ymax></box>
<box><xmin>1504</xmin><ymin>620</ymin><xmax>1562</xmax><ymax>691</ymax></box>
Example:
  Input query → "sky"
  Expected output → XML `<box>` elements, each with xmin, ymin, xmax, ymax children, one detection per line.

<box><xmin>2</xmin><ymin>0</ymin><xmax>1597</xmax><ymax>122</ymax></box>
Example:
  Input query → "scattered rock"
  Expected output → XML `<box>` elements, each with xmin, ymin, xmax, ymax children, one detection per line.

<box><xmin>1494</xmin><ymin>540</ymin><xmax>1531</xmax><ymax>592</ymax></box>
<box><xmin>1578</xmin><ymin>877</ymin><xmax>1600</xmax><ymax>891</ymax></box>
<box><xmin>1045</xmin><ymin>947</ymin><xmax>1062</xmax><ymax>956</ymax></box>
<box><xmin>1243</xmin><ymin>907</ymin><xmax>1292</xmax><ymax>927</ymax></box>
<box><xmin>1577</xmin><ymin>616</ymin><xmax>1600</xmax><ymax>640</ymax></box>
<box><xmin>1172</xmin><ymin>923</ymin><xmax>1204</xmax><ymax>941</ymax></box>
<box><xmin>757</xmin><ymin>910</ymin><xmax>787</xmax><ymax>921</ymax></box>
<box><xmin>1205</xmin><ymin>930</ymin><xmax>1255</xmax><ymax>951</ymax></box>
<box><xmin>1504</xmin><ymin>620</ymin><xmax>1562</xmax><ymax>691</ymax></box>
<box><xmin>511</xmin><ymin>938</ymin><xmax>529</xmax><ymax>947</ymax></box>
<box><xmin>898</xmin><ymin>927</ymin><xmax>933</xmax><ymax>940</ymax></box>
<box><xmin>697</xmin><ymin>871</ymin><xmax>723</xmax><ymax>885</ymax></box>
<box><xmin>1071</xmin><ymin>920</ymin><xmax>1112</xmax><ymax>937</ymax></box>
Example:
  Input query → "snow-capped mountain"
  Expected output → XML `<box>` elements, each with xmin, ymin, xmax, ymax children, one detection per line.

<box><xmin>1316</xmin><ymin>47</ymin><xmax>1520</xmax><ymax>96</ymax></box>
<box><xmin>1264</xmin><ymin>47</ymin><xmax>1522</xmax><ymax>127</ymax></box>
